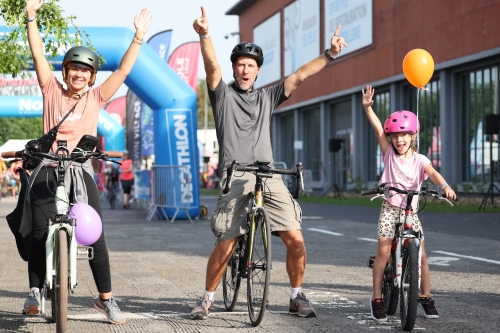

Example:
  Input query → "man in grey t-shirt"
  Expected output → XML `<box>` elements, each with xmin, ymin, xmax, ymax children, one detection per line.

<box><xmin>190</xmin><ymin>6</ymin><xmax>347</xmax><ymax>320</ymax></box>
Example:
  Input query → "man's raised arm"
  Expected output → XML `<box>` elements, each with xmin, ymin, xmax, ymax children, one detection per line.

<box><xmin>193</xmin><ymin>6</ymin><xmax>222</xmax><ymax>90</ymax></box>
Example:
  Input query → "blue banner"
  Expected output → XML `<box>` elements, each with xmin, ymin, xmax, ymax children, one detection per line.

<box><xmin>147</xmin><ymin>30</ymin><xmax>172</xmax><ymax>63</ymax></box>
<box><xmin>141</xmin><ymin>103</ymin><xmax>154</xmax><ymax>156</ymax></box>
<box><xmin>134</xmin><ymin>170</ymin><xmax>151</xmax><ymax>200</ymax></box>
<box><xmin>163</xmin><ymin>108</ymin><xmax>199</xmax><ymax>207</ymax></box>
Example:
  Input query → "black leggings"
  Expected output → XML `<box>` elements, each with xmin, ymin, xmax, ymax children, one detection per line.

<box><xmin>28</xmin><ymin>168</ymin><xmax>112</xmax><ymax>293</ymax></box>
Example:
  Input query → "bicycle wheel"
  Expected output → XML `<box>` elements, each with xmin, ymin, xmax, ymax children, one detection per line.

<box><xmin>384</xmin><ymin>251</ymin><xmax>399</xmax><ymax>315</ymax></box>
<box><xmin>109</xmin><ymin>184</ymin><xmax>116</xmax><ymax>210</ymax></box>
<box><xmin>51</xmin><ymin>229</ymin><xmax>68</xmax><ymax>333</ymax></box>
<box><xmin>400</xmin><ymin>240</ymin><xmax>419</xmax><ymax>331</ymax></box>
<box><xmin>247</xmin><ymin>207</ymin><xmax>271</xmax><ymax>327</ymax></box>
<box><xmin>222</xmin><ymin>240</ymin><xmax>242</xmax><ymax>311</ymax></box>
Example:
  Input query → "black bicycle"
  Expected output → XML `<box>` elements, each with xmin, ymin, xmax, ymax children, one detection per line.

<box><xmin>221</xmin><ymin>160</ymin><xmax>303</xmax><ymax>327</ymax></box>
<box><xmin>363</xmin><ymin>183</ymin><xmax>454</xmax><ymax>331</ymax></box>
<box><xmin>108</xmin><ymin>181</ymin><xmax>117</xmax><ymax>210</ymax></box>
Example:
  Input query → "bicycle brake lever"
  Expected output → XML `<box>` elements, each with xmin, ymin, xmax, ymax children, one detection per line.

<box><xmin>370</xmin><ymin>194</ymin><xmax>384</xmax><ymax>201</ymax></box>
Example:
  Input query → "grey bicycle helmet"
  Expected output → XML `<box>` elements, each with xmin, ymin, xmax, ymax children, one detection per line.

<box><xmin>62</xmin><ymin>46</ymin><xmax>99</xmax><ymax>87</ymax></box>
<box><xmin>230</xmin><ymin>42</ymin><xmax>264</xmax><ymax>67</ymax></box>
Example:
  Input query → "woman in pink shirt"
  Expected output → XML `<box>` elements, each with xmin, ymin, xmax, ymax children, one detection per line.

<box><xmin>24</xmin><ymin>0</ymin><xmax>151</xmax><ymax>324</ymax></box>
<box><xmin>362</xmin><ymin>85</ymin><xmax>456</xmax><ymax>322</ymax></box>
<box><xmin>119</xmin><ymin>151</ymin><xmax>134</xmax><ymax>209</ymax></box>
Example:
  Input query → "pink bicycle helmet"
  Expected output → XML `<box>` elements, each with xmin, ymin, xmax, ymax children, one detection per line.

<box><xmin>383</xmin><ymin>110</ymin><xmax>420</xmax><ymax>134</ymax></box>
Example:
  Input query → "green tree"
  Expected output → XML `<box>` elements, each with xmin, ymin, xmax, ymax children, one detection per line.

<box><xmin>0</xmin><ymin>0</ymin><xmax>101</xmax><ymax>78</ymax></box>
<box><xmin>196</xmin><ymin>79</ymin><xmax>215</xmax><ymax>129</ymax></box>
<box><xmin>0</xmin><ymin>117</ymin><xmax>42</xmax><ymax>145</ymax></box>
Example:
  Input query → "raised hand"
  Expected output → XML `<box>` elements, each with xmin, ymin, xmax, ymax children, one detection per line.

<box><xmin>193</xmin><ymin>6</ymin><xmax>209</xmax><ymax>36</ymax></box>
<box><xmin>362</xmin><ymin>85</ymin><xmax>375</xmax><ymax>108</ymax></box>
<box><xmin>330</xmin><ymin>25</ymin><xmax>348</xmax><ymax>57</ymax></box>
<box><xmin>134</xmin><ymin>8</ymin><xmax>153</xmax><ymax>37</ymax></box>
<box><xmin>26</xmin><ymin>0</ymin><xmax>44</xmax><ymax>14</ymax></box>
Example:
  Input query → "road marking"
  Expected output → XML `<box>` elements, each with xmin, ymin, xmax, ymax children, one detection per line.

<box><xmin>358</xmin><ymin>237</ymin><xmax>378</xmax><ymax>243</ymax></box>
<box><xmin>347</xmin><ymin>313</ymin><xmax>426</xmax><ymax>330</ymax></box>
<box><xmin>432</xmin><ymin>250</ymin><xmax>500</xmax><ymax>265</ymax></box>
<box><xmin>307</xmin><ymin>228</ymin><xmax>343</xmax><ymax>236</ymax></box>
<box><xmin>302</xmin><ymin>216</ymin><xmax>323</xmax><ymax>220</ymax></box>
<box><xmin>427</xmin><ymin>256</ymin><xmax>460</xmax><ymax>266</ymax></box>
<box><xmin>68</xmin><ymin>312</ymin><xmax>158</xmax><ymax>320</ymax></box>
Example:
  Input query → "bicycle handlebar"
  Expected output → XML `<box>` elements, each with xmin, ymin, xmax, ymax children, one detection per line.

<box><xmin>361</xmin><ymin>183</ymin><xmax>456</xmax><ymax>206</ymax></box>
<box><xmin>1</xmin><ymin>149</ymin><xmax>122</xmax><ymax>162</ymax></box>
<box><xmin>223</xmin><ymin>160</ymin><xmax>304</xmax><ymax>199</ymax></box>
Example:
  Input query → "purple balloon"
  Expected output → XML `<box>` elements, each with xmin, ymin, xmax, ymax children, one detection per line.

<box><xmin>68</xmin><ymin>202</ymin><xmax>102</xmax><ymax>246</ymax></box>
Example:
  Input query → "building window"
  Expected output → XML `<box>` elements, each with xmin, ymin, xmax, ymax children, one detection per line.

<box><xmin>461</xmin><ymin>65</ymin><xmax>499</xmax><ymax>183</ymax></box>
<box><xmin>279</xmin><ymin>113</ymin><xmax>295</xmax><ymax>168</ymax></box>
<box><xmin>303</xmin><ymin>107</ymin><xmax>321</xmax><ymax>181</ymax></box>
<box><xmin>368</xmin><ymin>90</ymin><xmax>390</xmax><ymax>181</ymax></box>
<box><xmin>405</xmin><ymin>79</ymin><xmax>441</xmax><ymax>172</ymax></box>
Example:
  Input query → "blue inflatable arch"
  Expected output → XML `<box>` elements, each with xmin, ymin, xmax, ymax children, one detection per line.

<box><xmin>0</xmin><ymin>26</ymin><xmax>200</xmax><ymax>219</ymax></box>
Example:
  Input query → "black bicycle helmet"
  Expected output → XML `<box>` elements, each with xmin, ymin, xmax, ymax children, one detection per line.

<box><xmin>230</xmin><ymin>42</ymin><xmax>264</xmax><ymax>67</ymax></box>
<box><xmin>62</xmin><ymin>46</ymin><xmax>99</xmax><ymax>87</ymax></box>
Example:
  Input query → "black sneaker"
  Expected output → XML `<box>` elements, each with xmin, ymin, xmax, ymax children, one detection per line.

<box><xmin>421</xmin><ymin>297</ymin><xmax>439</xmax><ymax>319</ymax></box>
<box><xmin>370</xmin><ymin>297</ymin><xmax>387</xmax><ymax>321</ymax></box>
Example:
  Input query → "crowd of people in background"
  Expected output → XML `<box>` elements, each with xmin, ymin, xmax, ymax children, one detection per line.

<box><xmin>0</xmin><ymin>157</ymin><xmax>22</xmax><ymax>198</ymax></box>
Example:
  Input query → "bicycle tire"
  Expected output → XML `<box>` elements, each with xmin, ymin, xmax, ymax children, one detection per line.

<box><xmin>52</xmin><ymin>229</ymin><xmax>68</xmax><ymax>333</ymax></box>
<box><xmin>385</xmin><ymin>251</ymin><xmax>399</xmax><ymax>315</ymax></box>
<box><xmin>109</xmin><ymin>183</ymin><xmax>116</xmax><ymax>210</ymax></box>
<box><xmin>247</xmin><ymin>207</ymin><xmax>271</xmax><ymax>327</ymax></box>
<box><xmin>222</xmin><ymin>240</ymin><xmax>242</xmax><ymax>311</ymax></box>
<box><xmin>400</xmin><ymin>240</ymin><xmax>419</xmax><ymax>331</ymax></box>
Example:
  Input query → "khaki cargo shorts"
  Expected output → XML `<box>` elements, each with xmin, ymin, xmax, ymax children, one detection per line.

<box><xmin>210</xmin><ymin>170</ymin><xmax>302</xmax><ymax>242</ymax></box>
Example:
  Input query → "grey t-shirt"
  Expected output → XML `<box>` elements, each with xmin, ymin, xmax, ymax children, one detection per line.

<box><xmin>207</xmin><ymin>80</ymin><xmax>289</xmax><ymax>174</ymax></box>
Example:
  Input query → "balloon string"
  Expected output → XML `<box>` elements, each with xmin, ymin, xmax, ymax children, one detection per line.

<box><xmin>416</xmin><ymin>88</ymin><xmax>420</xmax><ymax>152</ymax></box>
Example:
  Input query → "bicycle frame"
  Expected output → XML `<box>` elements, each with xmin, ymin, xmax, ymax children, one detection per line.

<box><xmin>245</xmin><ymin>172</ymin><xmax>269</xmax><ymax>271</ymax></box>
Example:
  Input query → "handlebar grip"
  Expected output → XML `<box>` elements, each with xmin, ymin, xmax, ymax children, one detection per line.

<box><xmin>293</xmin><ymin>162</ymin><xmax>303</xmax><ymax>199</ymax></box>
<box><xmin>1</xmin><ymin>151</ymin><xmax>22</xmax><ymax>158</ymax></box>
<box><xmin>222</xmin><ymin>160</ymin><xmax>238</xmax><ymax>194</ymax></box>
<box><xmin>361</xmin><ymin>188</ymin><xmax>379</xmax><ymax>196</ymax></box>
<box><xmin>103</xmin><ymin>151</ymin><xmax>123</xmax><ymax>158</ymax></box>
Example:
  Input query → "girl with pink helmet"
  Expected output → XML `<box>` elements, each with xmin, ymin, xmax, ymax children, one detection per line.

<box><xmin>362</xmin><ymin>85</ymin><xmax>456</xmax><ymax>322</ymax></box>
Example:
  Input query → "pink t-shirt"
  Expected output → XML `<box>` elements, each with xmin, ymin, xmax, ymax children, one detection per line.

<box><xmin>41</xmin><ymin>74</ymin><xmax>106</xmax><ymax>152</ymax></box>
<box><xmin>379</xmin><ymin>147</ymin><xmax>431</xmax><ymax>210</ymax></box>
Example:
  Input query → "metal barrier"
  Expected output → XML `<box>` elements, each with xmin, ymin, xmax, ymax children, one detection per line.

<box><xmin>146</xmin><ymin>165</ymin><xmax>194</xmax><ymax>223</ymax></box>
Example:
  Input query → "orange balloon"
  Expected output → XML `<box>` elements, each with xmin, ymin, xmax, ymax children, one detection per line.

<box><xmin>402</xmin><ymin>49</ymin><xmax>434</xmax><ymax>88</ymax></box>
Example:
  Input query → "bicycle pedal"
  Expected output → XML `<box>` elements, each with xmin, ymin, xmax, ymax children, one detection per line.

<box><xmin>367</xmin><ymin>255</ymin><xmax>376</xmax><ymax>268</ymax></box>
<box><xmin>77</xmin><ymin>246</ymin><xmax>94</xmax><ymax>260</ymax></box>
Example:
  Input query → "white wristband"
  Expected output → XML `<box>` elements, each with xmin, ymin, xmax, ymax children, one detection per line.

<box><xmin>26</xmin><ymin>15</ymin><xmax>37</xmax><ymax>23</ymax></box>
<box><xmin>441</xmin><ymin>183</ymin><xmax>449</xmax><ymax>190</ymax></box>
<box><xmin>200</xmin><ymin>34</ymin><xmax>210</xmax><ymax>39</ymax></box>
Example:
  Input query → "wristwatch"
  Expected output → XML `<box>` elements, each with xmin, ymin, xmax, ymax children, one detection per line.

<box><xmin>324</xmin><ymin>49</ymin><xmax>337</xmax><ymax>61</ymax></box>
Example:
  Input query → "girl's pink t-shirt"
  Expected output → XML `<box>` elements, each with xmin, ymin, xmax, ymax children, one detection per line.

<box><xmin>379</xmin><ymin>147</ymin><xmax>431</xmax><ymax>210</ymax></box>
<box><xmin>41</xmin><ymin>74</ymin><xmax>106</xmax><ymax>152</ymax></box>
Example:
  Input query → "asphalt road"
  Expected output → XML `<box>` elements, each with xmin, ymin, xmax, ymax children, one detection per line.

<box><xmin>0</xmin><ymin>194</ymin><xmax>499</xmax><ymax>332</ymax></box>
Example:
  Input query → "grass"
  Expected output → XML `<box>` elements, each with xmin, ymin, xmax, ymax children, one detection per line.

<box><xmin>200</xmin><ymin>188</ymin><xmax>500</xmax><ymax>214</ymax></box>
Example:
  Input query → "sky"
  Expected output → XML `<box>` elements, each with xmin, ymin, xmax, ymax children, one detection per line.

<box><xmin>3</xmin><ymin>0</ymin><xmax>241</xmax><ymax>98</ymax></box>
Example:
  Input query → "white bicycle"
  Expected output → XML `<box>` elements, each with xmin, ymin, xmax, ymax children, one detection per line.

<box><xmin>3</xmin><ymin>138</ymin><xmax>121</xmax><ymax>333</ymax></box>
